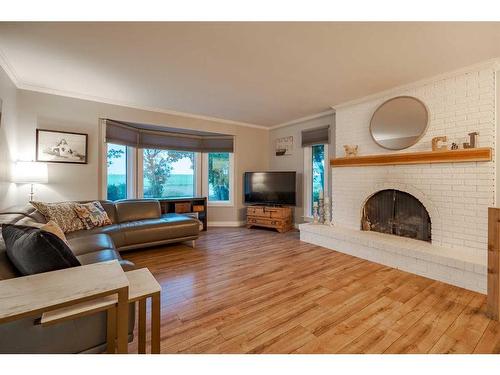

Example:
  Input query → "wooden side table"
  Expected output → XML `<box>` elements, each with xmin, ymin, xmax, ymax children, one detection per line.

<box><xmin>42</xmin><ymin>267</ymin><xmax>162</xmax><ymax>354</ymax></box>
<box><xmin>122</xmin><ymin>268</ymin><xmax>162</xmax><ymax>354</ymax></box>
<box><xmin>0</xmin><ymin>260</ymin><xmax>130</xmax><ymax>354</ymax></box>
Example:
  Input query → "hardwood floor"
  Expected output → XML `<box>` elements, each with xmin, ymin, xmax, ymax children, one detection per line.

<box><xmin>123</xmin><ymin>227</ymin><xmax>500</xmax><ymax>354</ymax></box>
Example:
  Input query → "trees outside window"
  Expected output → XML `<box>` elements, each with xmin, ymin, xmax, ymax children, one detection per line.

<box><xmin>311</xmin><ymin>144</ymin><xmax>325</xmax><ymax>210</ymax></box>
<box><xmin>105</xmin><ymin>144</ymin><xmax>234</xmax><ymax>202</ymax></box>
<box><xmin>208</xmin><ymin>152</ymin><xmax>230</xmax><ymax>201</ymax></box>
<box><xmin>107</xmin><ymin>143</ymin><xmax>127</xmax><ymax>201</ymax></box>
<box><xmin>143</xmin><ymin>149</ymin><xmax>195</xmax><ymax>198</ymax></box>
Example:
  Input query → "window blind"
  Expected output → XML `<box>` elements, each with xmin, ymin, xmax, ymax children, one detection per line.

<box><xmin>105</xmin><ymin>119</ymin><xmax>140</xmax><ymax>147</ymax></box>
<box><xmin>301</xmin><ymin>125</ymin><xmax>330</xmax><ymax>147</ymax></box>
<box><xmin>104</xmin><ymin>119</ymin><xmax>234</xmax><ymax>152</ymax></box>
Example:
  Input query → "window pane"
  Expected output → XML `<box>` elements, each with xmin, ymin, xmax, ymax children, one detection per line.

<box><xmin>107</xmin><ymin>143</ymin><xmax>127</xmax><ymax>201</ymax></box>
<box><xmin>208</xmin><ymin>153</ymin><xmax>230</xmax><ymax>201</ymax></box>
<box><xmin>311</xmin><ymin>144</ymin><xmax>325</xmax><ymax>211</ymax></box>
<box><xmin>143</xmin><ymin>149</ymin><xmax>195</xmax><ymax>198</ymax></box>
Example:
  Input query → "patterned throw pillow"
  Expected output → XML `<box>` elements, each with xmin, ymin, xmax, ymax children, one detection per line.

<box><xmin>73</xmin><ymin>201</ymin><xmax>112</xmax><ymax>230</ymax></box>
<box><xmin>30</xmin><ymin>201</ymin><xmax>85</xmax><ymax>233</ymax></box>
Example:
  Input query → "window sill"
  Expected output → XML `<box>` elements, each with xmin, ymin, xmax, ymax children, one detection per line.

<box><xmin>208</xmin><ymin>201</ymin><xmax>234</xmax><ymax>207</ymax></box>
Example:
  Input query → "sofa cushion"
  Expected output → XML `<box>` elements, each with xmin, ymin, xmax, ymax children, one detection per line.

<box><xmin>68</xmin><ymin>233</ymin><xmax>116</xmax><ymax>256</ymax></box>
<box><xmin>30</xmin><ymin>201</ymin><xmax>85</xmax><ymax>233</ymax></box>
<box><xmin>73</xmin><ymin>202</ymin><xmax>112</xmax><ymax>230</ymax></box>
<box><xmin>99</xmin><ymin>201</ymin><xmax>118</xmax><ymax>224</ymax></box>
<box><xmin>0</xmin><ymin>205</ymin><xmax>46</xmax><ymax>224</ymax></box>
<box><xmin>2</xmin><ymin>224</ymin><xmax>81</xmax><ymax>276</ymax></box>
<box><xmin>115</xmin><ymin>200</ymin><xmax>161</xmax><ymax>223</ymax></box>
<box><xmin>0</xmin><ymin>247</ymin><xmax>18</xmax><ymax>280</ymax></box>
<box><xmin>65</xmin><ymin>224</ymin><xmax>125</xmax><ymax>248</ymax></box>
<box><xmin>118</xmin><ymin>214</ymin><xmax>199</xmax><ymax>247</ymax></box>
<box><xmin>76</xmin><ymin>249</ymin><xmax>135</xmax><ymax>272</ymax></box>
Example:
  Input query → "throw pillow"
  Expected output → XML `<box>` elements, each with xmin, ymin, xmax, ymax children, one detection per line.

<box><xmin>30</xmin><ymin>201</ymin><xmax>85</xmax><ymax>233</ymax></box>
<box><xmin>28</xmin><ymin>220</ymin><xmax>70</xmax><ymax>246</ymax></box>
<box><xmin>73</xmin><ymin>201</ymin><xmax>112</xmax><ymax>230</ymax></box>
<box><xmin>1</xmin><ymin>224</ymin><xmax>81</xmax><ymax>276</ymax></box>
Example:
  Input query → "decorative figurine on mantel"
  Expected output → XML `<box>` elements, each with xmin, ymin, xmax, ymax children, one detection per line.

<box><xmin>343</xmin><ymin>145</ymin><xmax>358</xmax><ymax>157</ymax></box>
<box><xmin>312</xmin><ymin>202</ymin><xmax>319</xmax><ymax>224</ymax></box>
<box><xmin>318</xmin><ymin>191</ymin><xmax>325</xmax><ymax>224</ymax></box>
<box><xmin>431</xmin><ymin>136</ymin><xmax>447</xmax><ymax>151</ymax></box>
<box><xmin>324</xmin><ymin>196</ymin><xmax>331</xmax><ymax>225</ymax></box>
<box><xmin>450</xmin><ymin>142</ymin><xmax>459</xmax><ymax>150</ymax></box>
<box><xmin>463</xmin><ymin>132</ymin><xmax>479</xmax><ymax>149</ymax></box>
<box><xmin>330</xmin><ymin>200</ymin><xmax>335</xmax><ymax>226</ymax></box>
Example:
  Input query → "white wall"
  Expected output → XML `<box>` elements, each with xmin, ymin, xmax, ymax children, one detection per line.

<box><xmin>0</xmin><ymin>66</ymin><xmax>269</xmax><ymax>224</ymax></box>
<box><xmin>332</xmin><ymin>64</ymin><xmax>496</xmax><ymax>257</ymax></box>
<box><xmin>0</xmin><ymin>65</ymin><xmax>18</xmax><ymax>208</ymax></box>
<box><xmin>268</xmin><ymin>113</ymin><xmax>335</xmax><ymax>223</ymax></box>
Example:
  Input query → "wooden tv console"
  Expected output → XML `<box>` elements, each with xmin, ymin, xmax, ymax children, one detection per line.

<box><xmin>246</xmin><ymin>205</ymin><xmax>294</xmax><ymax>233</ymax></box>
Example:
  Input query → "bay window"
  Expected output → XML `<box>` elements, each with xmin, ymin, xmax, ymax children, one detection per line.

<box><xmin>102</xmin><ymin>119</ymin><xmax>234</xmax><ymax>203</ymax></box>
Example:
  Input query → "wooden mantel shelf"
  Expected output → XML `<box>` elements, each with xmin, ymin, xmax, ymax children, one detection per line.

<box><xmin>331</xmin><ymin>147</ymin><xmax>492</xmax><ymax>167</ymax></box>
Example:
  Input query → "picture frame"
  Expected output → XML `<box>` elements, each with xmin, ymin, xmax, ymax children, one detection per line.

<box><xmin>275</xmin><ymin>135</ymin><xmax>293</xmax><ymax>156</ymax></box>
<box><xmin>36</xmin><ymin>129</ymin><xmax>88</xmax><ymax>164</ymax></box>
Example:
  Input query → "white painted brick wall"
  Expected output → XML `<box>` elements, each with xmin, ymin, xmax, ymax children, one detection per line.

<box><xmin>333</xmin><ymin>66</ymin><xmax>496</xmax><ymax>257</ymax></box>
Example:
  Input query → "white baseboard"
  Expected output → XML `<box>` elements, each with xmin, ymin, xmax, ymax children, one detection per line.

<box><xmin>207</xmin><ymin>220</ymin><xmax>245</xmax><ymax>227</ymax></box>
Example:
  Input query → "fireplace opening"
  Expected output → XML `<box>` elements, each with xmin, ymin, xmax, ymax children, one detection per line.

<box><xmin>361</xmin><ymin>189</ymin><xmax>431</xmax><ymax>242</ymax></box>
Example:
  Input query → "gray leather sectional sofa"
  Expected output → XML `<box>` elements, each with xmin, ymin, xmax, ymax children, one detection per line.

<box><xmin>0</xmin><ymin>199</ymin><xmax>200</xmax><ymax>353</ymax></box>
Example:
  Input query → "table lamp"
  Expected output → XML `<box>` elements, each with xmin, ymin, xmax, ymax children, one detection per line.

<box><xmin>12</xmin><ymin>161</ymin><xmax>48</xmax><ymax>201</ymax></box>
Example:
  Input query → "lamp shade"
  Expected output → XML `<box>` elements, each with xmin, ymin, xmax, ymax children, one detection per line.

<box><xmin>12</xmin><ymin>161</ymin><xmax>48</xmax><ymax>184</ymax></box>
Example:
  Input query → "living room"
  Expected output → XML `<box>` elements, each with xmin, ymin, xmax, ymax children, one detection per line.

<box><xmin>2</xmin><ymin>1</ymin><xmax>500</xmax><ymax>372</ymax></box>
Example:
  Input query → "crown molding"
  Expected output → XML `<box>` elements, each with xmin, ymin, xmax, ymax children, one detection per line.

<box><xmin>332</xmin><ymin>58</ymin><xmax>500</xmax><ymax>110</ymax></box>
<box><xmin>17</xmin><ymin>81</ymin><xmax>271</xmax><ymax>130</ymax></box>
<box><xmin>0</xmin><ymin>51</ymin><xmax>270</xmax><ymax>131</ymax></box>
<box><xmin>269</xmin><ymin>109</ymin><xmax>335</xmax><ymax>130</ymax></box>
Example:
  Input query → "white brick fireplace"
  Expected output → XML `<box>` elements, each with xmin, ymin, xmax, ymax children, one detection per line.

<box><xmin>300</xmin><ymin>62</ymin><xmax>497</xmax><ymax>293</ymax></box>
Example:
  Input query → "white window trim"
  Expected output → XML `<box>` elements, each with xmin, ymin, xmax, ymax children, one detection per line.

<box><xmin>303</xmin><ymin>144</ymin><xmax>328</xmax><ymax>219</ymax></box>
<box><xmin>136</xmin><ymin>148</ymin><xmax>144</xmax><ymax>198</ymax></box>
<box><xmin>202</xmin><ymin>152</ymin><xmax>234</xmax><ymax>207</ymax></box>
<box><xmin>195</xmin><ymin>152</ymin><xmax>202</xmax><ymax>196</ymax></box>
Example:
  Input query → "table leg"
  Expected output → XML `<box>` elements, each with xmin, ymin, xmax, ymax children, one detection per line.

<box><xmin>116</xmin><ymin>287</ymin><xmax>129</xmax><ymax>354</ymax></box>
<box><xmin>151</xmin><ymin>292</ymin><xmax>161</xmax><ymax>354</ymax></box>
<box><xmin>138</xmin><ymin>299</ymin><xmax>147</xmax><ymax>354</ymax></box>
<box><xmin>106</xmin><ymin>306</ymin><xmax>116</xmax><ymax>354</ymax></box>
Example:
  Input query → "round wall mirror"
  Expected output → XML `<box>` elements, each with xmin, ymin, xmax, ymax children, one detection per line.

<box><xmin>370</xmin><ymin>96</ymin><xmax>429</xmax><ymax>150</ymax></box>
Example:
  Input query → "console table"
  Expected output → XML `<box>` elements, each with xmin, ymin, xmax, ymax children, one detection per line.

<box><xmin>159</xmin><ymin>197</ymin><xmax>207</xmax><ymax>231</ymax></box>
<box><xmin>0</xmin><ymin>260</ymin><xmax>130</xmax><ymax>353</ymax></box>
<box><xmin>247</xmin><ymin>206</ymin><xmax>293</xmax><ymax>233</ymax></box>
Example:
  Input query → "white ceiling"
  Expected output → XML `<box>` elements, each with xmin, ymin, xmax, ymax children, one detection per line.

<box><xmin>1</xmin><ymin>22</ymin><xmax>500</xmax><ymax>127</ymax></box>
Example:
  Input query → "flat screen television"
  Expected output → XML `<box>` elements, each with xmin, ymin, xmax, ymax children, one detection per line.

<box><xmin>244</xmin><ymin>171</ymin><xmax>296</xmax><ymax>206</ymax></box>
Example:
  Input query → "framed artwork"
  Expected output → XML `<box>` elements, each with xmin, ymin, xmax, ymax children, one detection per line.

<box><xmin>36</xmin><ymin>129</ymin><xmax>88</xmax><ymax>164</ymax></box>
<box><xmin>275</xmin><ymin>135</ymin><xmax>293</xmax><ymax>156</ymax></box>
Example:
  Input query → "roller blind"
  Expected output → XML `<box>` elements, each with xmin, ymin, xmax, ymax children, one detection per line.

<box><xmin>301</xmin><ymin>125</ymin><xmax>330</xmax><ymax>147</ymax></box>
<box><xmin>104</xmin><ymin>119</ymin><xmax>234</xmax><ymax>152</ymax></box>
<box><xmin>105</xmin><ymin>119</ymin><xmax>140</xmax><ymax>147</ymax></box>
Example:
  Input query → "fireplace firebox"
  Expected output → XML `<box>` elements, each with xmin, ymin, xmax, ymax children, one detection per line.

<box><xmin>361</xmin><ymin>189</ymin><xmax>431</xmax><ymax>242</ymax></box>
